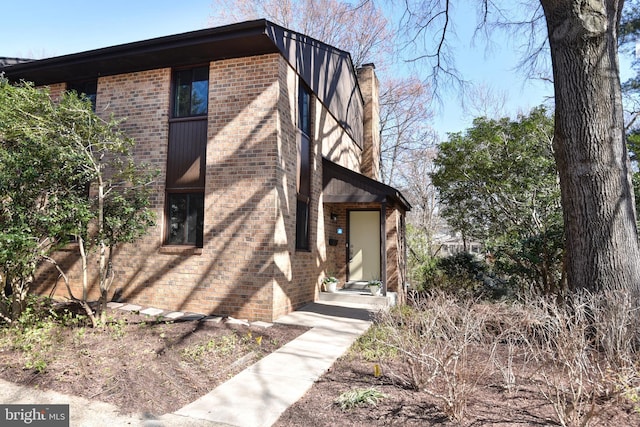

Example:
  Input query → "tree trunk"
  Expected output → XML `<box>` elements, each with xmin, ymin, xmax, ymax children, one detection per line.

<box><xmin>541</xmin><ymin>0</ymin><xmax>640</xmax><ymax>294</ymax></box>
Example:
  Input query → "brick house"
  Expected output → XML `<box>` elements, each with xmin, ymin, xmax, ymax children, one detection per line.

<box><xmin>1</xmin><ymin>20</ymin><xmax>410</xmax><ymax>321</ymax></box>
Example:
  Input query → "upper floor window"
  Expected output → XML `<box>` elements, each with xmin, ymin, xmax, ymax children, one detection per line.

<box><xmin>298</xmin><ymin>81</ymin><xmax>311</xmax><ymax>137</ymax></box>
<box><xmin>165</xmin><ymin>66</ymin><xmax>209</xmax><ymax>247</ymax></box>
<box><xmin>67</xmin><ymin>80</ymin><xmax>97</xmax><ymax>111</ymax></box>
<box><xmin>296</xmin><ymin>79</ymin><xmax>312</xmax><ymax>250</ymax></box>
<box><xmin>173</xmin><ymin>66</ymin><xmax>209</xmax><ymax>118</ymax></box>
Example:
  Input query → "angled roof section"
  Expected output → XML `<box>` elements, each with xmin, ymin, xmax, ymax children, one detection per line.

<box><xmin>322</xmin><ymin>158</ymin><xmax>411</xmax><ymax>211</ymax></box>
<box><xmin>0</xmin><ymin>20</ymin><xmax>363</xmax><ymax>145</ymax></box>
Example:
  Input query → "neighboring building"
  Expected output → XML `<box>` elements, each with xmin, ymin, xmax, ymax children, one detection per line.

<box><xmin>0</xmin><ymin>20</ymin><xmax>410</xmax><ymax>322</ymax></box>
<box><xmin>433</xmin><ymin>228</ymin><xmax>483</xmax><ymax>258</ymax></box>
<box><xmin>0</xmin><ymin>57</ymin><xmax>32</xmax><ymax>67</ymax></box>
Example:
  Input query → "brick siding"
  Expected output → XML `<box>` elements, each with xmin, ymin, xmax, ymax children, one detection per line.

<box><xmin>32</xmin><ymin>52</ymin><xmax>403</xmax><ymax>322</ymax></box>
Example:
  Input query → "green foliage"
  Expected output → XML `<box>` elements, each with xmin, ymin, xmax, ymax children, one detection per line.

<box><xmin>0</xmin><ymin>297</ymin><xmax>84</xmax><ymax>373</ymax></box>
<box><xmin>335</xmin><ymin>387</ymin><xmax>387</xmax><ymax>410</ymax></box>
<box><xmin>431</xmin><ymin>107</ymin><xmax>563</xmax><ymax>294</ymax></box>
<box><xmin>406</xmin><ymin>222</ymin><xmax>439</xmax><ymax>287</ymax></box>
<box><xmin>627</xmin><ymin>132</ymin><xmax>640</xmax><ymax>228</ymax></box>
<box><xmin>180</xmin><ymin>332</ymin><xmax>265</xmax><ymax>363</ymax></box>
<box><xmin>0</xmin><ymin>77</ymin><xmax>156</xmax><ymax>320</ymax></box>
<box><xmin>436</xmin><ymin>253</ymin><xmax>507</xmax><ymax>298</ymax></box>
<box><xmin>0</xmin><ymin>80</ymin><xmax>94</xmax><ymax>318</ymax></box>
<box><xmin>410</xmin><ymin>251</ymin><xmax>510</xmax><ymax>299</ymax></box>
<box><xmin>350</xmin><ymin>324</ymin><xmax>398</xmax><ymax>361</ymax></box>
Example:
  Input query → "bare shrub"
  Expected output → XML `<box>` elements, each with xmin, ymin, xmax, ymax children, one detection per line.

<box><xmin>367</xmin><ymin>289</ymin><xmax>640</xmax><ymax>425</ymax></box>
<box><xmin>526</xmin><ymin>291</ymin><xmax>640</xmax><ymax>427</ymax></box>
<box><xmin>374</xmin><ymin>292</ymin><xmax>488</xmax><ymax>422</ymax></box>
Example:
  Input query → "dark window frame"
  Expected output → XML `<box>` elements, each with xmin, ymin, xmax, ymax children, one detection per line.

<box><xmin>67</xmin><ymin>79</ymin><xmax>98</xmax><ymax>111</ymax></box>
<box><xmin>164</xmin><ymin>65</ymin><xmax>209</xmax><ymax>248</ymax></box>
<box><xmin>164</xmin><ymin>191</ymin><xmax>204</xmax><ymax>247</ymax></box>
<box><xmin>296</xmin><ymin>79</ymin><xmax>312</xmax><ymax>251</ymax></box>
<box><xmin>171</xmin><ymin>65</ymin><xmax>210</xmax><ymax>119</ymax></box>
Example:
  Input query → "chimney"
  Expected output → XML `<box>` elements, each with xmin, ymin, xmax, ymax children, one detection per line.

<box><xmin>357</xmin><ymin>63</ymin><xmax>381</xmax><ymax>181</ymax></box>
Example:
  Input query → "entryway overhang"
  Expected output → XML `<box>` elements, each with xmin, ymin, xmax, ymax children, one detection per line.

<box><xmin>322</xmin><ymin>158</ymin><xmax>410</xmax><ymax>296</ymax></box>
<box><xmin>322</xmin><ymin>158</ymin><xmax>411</xmax><ymax>211</ymax></box>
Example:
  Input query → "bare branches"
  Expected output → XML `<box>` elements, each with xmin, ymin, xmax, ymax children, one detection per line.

<box><xmin>209</xmin><ymin>0</ymin><xmax>395</xmax><ymax>68</ymax></box>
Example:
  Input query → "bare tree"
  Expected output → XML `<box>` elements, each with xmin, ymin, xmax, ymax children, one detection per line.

<box><xmin>379</xmin><ymin>76</ymin><xmax>436</xmax><ymax>185</ymax></box>
<box><xmin>398</xmin><ymin>146</ymin><xmax>442</xmax><ymax>248</ymax></box>
<box><xmin>394</xmin><ymin>0</ymin><xmax>640</xmax><ymax>296</ymax></box>
<box><xmin>208</xmin><ymin>0</ymin><xmax>394</xmax><ymax>68</ymax></box>
<box><xmin>462</xmin><ymin>83</ymin><xmax>509</xmax><ymax>120</ymax></box>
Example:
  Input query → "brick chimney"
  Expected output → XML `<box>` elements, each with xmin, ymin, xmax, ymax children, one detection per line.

<box><xmin>357</xmin><ymin>63</ymin><xmax>381</xmax><ymax>181</ymax></box>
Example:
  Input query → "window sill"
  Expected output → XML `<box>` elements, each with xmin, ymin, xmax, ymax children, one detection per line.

<box><xmin>159</xmin><ymin>246</ymin><xmax>203</xmax><ymax>255</ymax></box>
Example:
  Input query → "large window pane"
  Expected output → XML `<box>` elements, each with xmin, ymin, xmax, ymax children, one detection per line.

<box><xmin>298</xmin><ymin>81</ymin><xmax>311</xmax><ymax>136</ymax></box>
<box><xmin>68</xmin><ymin>80</ymin><xmax>98</xmax><ymax>111</ymax></box>
<box><xmin>166</xmin><ymin>192</ymin><xmax>204</xmax><ymax>246</ymax></box>
<box><xmin>296</xmin><ymin>199</ymin><xmax>309</xmax><ymax>250</ymax></box>
<box><xmin>173</xmin><ymin>67</ymin><xmax>208</xmax><ymax>118</ymax></box>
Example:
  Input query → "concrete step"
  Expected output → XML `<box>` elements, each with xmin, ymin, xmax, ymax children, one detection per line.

<box><xmin>318</xmin><ymin>290</ymin><xmax>397</xmax><ymax>308</ymax></box>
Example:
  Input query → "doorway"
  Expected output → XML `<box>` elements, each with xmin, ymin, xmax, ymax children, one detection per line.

<box><xmin>348</xmin><ymin>210</ymin><xmax>381</xmax><ymax>282</ymax></box>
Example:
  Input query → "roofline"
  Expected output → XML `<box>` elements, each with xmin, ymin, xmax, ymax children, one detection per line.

<box><xmin>0</xmin><ymin>19</ymin><xmax>356</xmax><ymax>84</ymax></box>
<box><xmin>1</xmin><ymin>19</ymin><xmax>366</xmax><ymax>145</ymax></box>
<box><xmin>0</xmin><ymin>20</ymin><xmax>277</xmax><ymax>84</ymax></box>
<box><xmin>322</xmin><ymin>158</ymin><xmax>412</xmax><ymax>211</ymax></box>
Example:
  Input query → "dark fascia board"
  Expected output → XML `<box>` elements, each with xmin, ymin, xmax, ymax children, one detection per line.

<box><xmin>0</xmin><ymin>19</ymin><xmax>364</xmax><ymax>145</ymax></box>
<box><xmin>322</xmin><ymin>158</ymin><xmax>412</xmax><ymax>211</ymax></box>
<box><xmin>0</xmin><ymin>20</ymin><xmax>282</xmax><ymax>85</ymax></box>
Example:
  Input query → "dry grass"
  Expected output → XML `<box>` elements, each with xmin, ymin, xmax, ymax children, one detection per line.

<box><xmin>369</xmin><ymin>291</ymin><xmax>640</xmax><ymax>426</ymax></box>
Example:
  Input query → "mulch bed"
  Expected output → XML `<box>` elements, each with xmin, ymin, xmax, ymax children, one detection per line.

<box><xmin>0</xmin><ymin>308</ymin><xmax>308</xmax><ymax>415</ymax></box>
<box><xmin>275</xmin><ymin>349</ymin><xmax>640</xmax><ymax>426</ymax></box>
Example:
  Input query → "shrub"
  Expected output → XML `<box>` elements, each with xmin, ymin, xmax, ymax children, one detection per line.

<box><xmin>414</xmin><ymin>253</ymin><xmax>509</xmax><ymax>299</ymax></box>
<box><xmin>335</xmin><ymin>387</ymin><xmax>387</xmax><ymax>410</ymax></box>
<box><xmin>374</xmin><ymin>292</ymin><xmax>488</xmax><ymax>421</ymax></box>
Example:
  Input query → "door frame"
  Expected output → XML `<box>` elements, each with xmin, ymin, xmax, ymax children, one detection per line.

<box><xmin>346</xmin><ymin>205</ymin><xmax>387</xmax><ymax>289</ymax></box>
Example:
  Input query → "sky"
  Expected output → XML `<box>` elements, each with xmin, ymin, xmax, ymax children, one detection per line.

<box><xmin>1</xmin><ymin>1</ymin><xmax>634</xmax><ymax>139</ymax></box>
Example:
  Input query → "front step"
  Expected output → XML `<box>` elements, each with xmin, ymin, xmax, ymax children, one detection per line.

<box><xmin>318</xmin><ymin>289</ymin><xmax>397</xmax><ymax>308</ymax></box>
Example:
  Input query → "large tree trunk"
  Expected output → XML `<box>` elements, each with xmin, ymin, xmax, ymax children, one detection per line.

<box><xmin>541</xmin><ymin>0</ymin><xmax>640</xmax><ymax>294</ymax></box>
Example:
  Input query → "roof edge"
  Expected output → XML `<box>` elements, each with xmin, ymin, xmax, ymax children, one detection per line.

<box><xmin>322</xmin><ymin>158</ymin><xmax>412</xmax><ymax>211</ymax></box>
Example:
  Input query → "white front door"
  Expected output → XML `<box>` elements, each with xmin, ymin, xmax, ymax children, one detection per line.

<box><xmin>348</xmin><ymin>210</ymin><xmax>381</xmax><ymax>282</ymax></box>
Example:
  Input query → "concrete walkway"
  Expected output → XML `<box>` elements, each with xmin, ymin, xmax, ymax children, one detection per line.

<box><xmin>174</xmin><ymin>301</ymin><xmax>373</xmax><ymax>427</ymax></box>
<box><xmin>0</xmin><ymin>301</ymin><xmax>373</xmax><ymax>427</ymax></box>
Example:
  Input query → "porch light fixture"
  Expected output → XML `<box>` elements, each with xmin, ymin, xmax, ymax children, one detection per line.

<box><xmin>330</xmin><ymin>212</ymin><xmax>338</xmax><ymax>221</ymax></box>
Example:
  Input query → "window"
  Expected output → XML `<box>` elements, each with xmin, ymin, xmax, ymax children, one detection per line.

<box><xmin>166</xmin><ymin>193</ymin><xmax>204</xmax><ymax>246</ymax></box>
<box><xmin>173</xmin><ymin>67</ymin><xmax>209</xmax><ymax>117</ymax></box>
<box><xmin>296</xmin><ymin>79</ymin><xmax>311</xmax><ymax>250</ymax></box>
<box><xmin>165</xmin><ymin>66</ymin><xmax>209</xmax><ymax>247</ymax></box>
<box><xmin>298</xmin><ymin>80</ymin><xmax>311</xmax><ymax>137</ymax></box>
<box><xmin>67</xmin><ymin>80</ymin><xmax>97</xmax><ymax>111</ymax></box>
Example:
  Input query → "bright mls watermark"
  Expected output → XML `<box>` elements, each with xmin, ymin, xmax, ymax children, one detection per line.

<box><xmin>0</xmin><ymin>405</ymin><xmax>69</xmax><ymax>426</ymax></box>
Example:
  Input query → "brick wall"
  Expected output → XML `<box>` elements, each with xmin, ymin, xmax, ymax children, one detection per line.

<box><xmin>272</xmin><ymin>58</ymin><xmax>326</xmax><ymax>319</ymax></box>
<box><xmin>35</xmin><ymin>57</ymin><xmax>288</xmax><ymax>321</ymax></box>
<box><xmin>34</xmin><ymin>69</ymin><xmax>172</xmax><ymax>306</ymax></box>
<box><xmin>321</xmin><ymin>202</ymin><xmax>405</xmax><ymax>297</ymax></box>
<box><xmin>357</xmin><ymin>65</ymin><xmax>381</xmax><ymax>181</ymax></box>
<box><xmin>32</xmin><ymin>52</ymin><xmax>392</xmax><ymax>322</ymax></box>
<box><xmin>205</xmin><ymin>54</ymin><xmax>281</xmax><ymax>320</ymax></box>
<box><xmin>47</xmin><ymin>83</ymin><xmax>66</xmax><ymax>102</ymax></box>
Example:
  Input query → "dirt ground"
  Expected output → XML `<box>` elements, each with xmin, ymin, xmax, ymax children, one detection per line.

<box><xmin>276</xmin><ymin>349</ymin><xmax>640</xmax><ymax>427</ymax></box>
<box><xmin>0</xmin><ymin>307</ymin><xmax>308</xmax><ymax>416</ymax></box>
<box><xmin>1</xmin><ymin>304</ymin><xmax>640</xmax><ymax>426</ymax></box>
